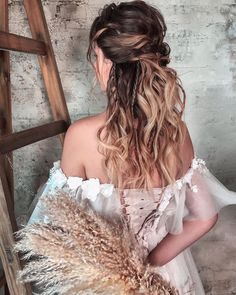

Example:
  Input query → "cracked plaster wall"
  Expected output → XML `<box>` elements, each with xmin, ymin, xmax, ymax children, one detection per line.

<box><xmin>0</xmin><ymin>1</ymin><xmax>236</xmax><ymax>294</ymax></box>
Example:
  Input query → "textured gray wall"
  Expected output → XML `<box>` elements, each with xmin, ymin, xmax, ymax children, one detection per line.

<box><xmin>2</xmin><ymin>0</ymin><xmax>236</xmax><ymax>294</ymax></box>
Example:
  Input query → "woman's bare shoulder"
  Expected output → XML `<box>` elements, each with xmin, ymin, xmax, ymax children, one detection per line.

<box><xmin>67</xmin><ymin>111</ymin><xmax>106</xmax><ymax>136</ymax></box>
<box><xmin>179</xmin><ymin>121</ymin><xmax>195</xmax><ymax>174</ymax></box>
<box><xmin>60</xmin><ymin>112</ymin><xmax>106</xmax><ymax>177</ymax></box>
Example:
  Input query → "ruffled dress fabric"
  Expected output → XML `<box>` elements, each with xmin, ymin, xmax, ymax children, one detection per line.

<box><xmin>26</xmin><ymin>155</ymin><xmax>236</xmax><ymax>295</ymax></box>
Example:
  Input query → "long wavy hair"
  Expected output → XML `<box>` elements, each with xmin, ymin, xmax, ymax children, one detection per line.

<box><xmin>87</xmin><ymin>0</ymin><xmax>186</xmax><ymax>191</ymax></box>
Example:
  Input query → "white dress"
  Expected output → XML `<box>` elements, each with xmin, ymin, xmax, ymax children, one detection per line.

<box><xmin>26</xmin><ymin>154</ymin><xmax>236</xmax><ymax>295</ymax></box>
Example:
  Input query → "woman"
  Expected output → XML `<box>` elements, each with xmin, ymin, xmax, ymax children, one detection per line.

<box><xmin>27</xmin><ymin>1</ymin><xmax>236</xmax><ymax>294</ymax></box>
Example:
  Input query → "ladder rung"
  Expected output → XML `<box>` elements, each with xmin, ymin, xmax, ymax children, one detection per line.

<box><xmin>0</xmin><ymin>31</ymin><xmax>47</xmax><ymax>55</ymax></box>
<box><xmin>0</xmin><ymin>120</ymin><xmax>69</xmax><ymax>154</ymax></box>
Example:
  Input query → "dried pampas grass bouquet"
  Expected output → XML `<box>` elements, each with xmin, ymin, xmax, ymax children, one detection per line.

<box><xmin>13</xmin><ymin>191</ymin><xmax>179</xmax><ymax>295</ymax></box>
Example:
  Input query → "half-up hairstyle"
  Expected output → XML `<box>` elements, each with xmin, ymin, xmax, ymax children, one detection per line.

<box><xmin>87</xmin><ymin>0</ymin><xmax>187</xmax><ymax>191</ymax></box>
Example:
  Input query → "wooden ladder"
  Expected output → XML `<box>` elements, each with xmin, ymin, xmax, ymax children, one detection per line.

<box><xmin>0</xmin><ymin>0</ymin><xmax>71</xmax><ymax>294</ymax></box>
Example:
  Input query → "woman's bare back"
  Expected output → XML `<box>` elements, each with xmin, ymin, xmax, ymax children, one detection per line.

<box><xmin>60</xmin><ymin>111</ymin><xmax>194</xmax><ymax>188</ymax></box>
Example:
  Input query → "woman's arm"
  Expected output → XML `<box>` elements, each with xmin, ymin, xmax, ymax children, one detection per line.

<box><xmin>60</xmin><ymin>120</ymin><xmax>87</xmax><ymax>178</ymax></box>
<box><xmin>146</xmin><ymin>213</ymin><xmax>218</xmax><ymax>267</ymax></box>
<box><xmin>145</xmin><ymin>121</ymin><xmax>218</xmax><ymax>267</ymax></box>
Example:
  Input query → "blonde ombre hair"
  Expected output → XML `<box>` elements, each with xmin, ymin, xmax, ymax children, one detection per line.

<box><xmin>87</xmin><ymin>1</ymin><xmax>186</xmax><ymax>191</ymax></box>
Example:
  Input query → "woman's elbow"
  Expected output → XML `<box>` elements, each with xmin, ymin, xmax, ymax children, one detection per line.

<box><xmin>201</xmin><ymin>213</ymin><xmax>219</xmax><ymax>233</ymax></box>
<box><xmin>184</xmin><ymin>213</ymin><xmax>219</xmax><ymax>241</ymax></box>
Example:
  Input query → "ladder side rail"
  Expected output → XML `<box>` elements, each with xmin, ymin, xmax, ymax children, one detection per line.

<box><xmin>24</xmin><ymin>0</ymin><xmax>71</xmax><ymax>145</ymax></box>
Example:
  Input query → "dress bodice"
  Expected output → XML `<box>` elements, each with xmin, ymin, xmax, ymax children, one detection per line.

<box><xmin>27</xmin><ymin>154</ymin><xmax>236</xmax><ymax>253</ymax></box>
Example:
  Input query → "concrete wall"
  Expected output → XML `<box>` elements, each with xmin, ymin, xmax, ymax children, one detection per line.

<box><xmin>1</xmin><ymin>0</ymin><xmax>236</xmax><ymax>294</ymax></box>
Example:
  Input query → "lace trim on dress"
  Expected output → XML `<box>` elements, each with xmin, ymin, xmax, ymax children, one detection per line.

<box><xmin>46</xmin><ymin>160</ymin><xmax>115</xmax><ymax>201</ymax></box>
<box><xmin>171</xmin><ymin>157</ymin><xmax>208</xmax><ymax>193</ymax></box>
<box><xmin>45</xmin><ymin>155</ymin><xmax>208</xmax><ymax>204</ymax></box>
<box><xmin>42</xmin><ymin>156</ymin><xmax>209</xmax><ymax>252</ymax></box>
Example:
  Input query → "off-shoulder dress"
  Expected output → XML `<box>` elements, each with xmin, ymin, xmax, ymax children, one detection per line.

<box><xmin>26</xmin><ymin>155</ymin><xmax>236</xmax><ymax>295</ymax></box>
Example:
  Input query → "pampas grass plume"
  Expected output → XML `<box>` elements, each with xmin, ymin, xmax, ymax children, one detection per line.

<box><xmin>13</xmin><ymin>191</ymin><xmax>179</xmax><ymax>295</ymax></box>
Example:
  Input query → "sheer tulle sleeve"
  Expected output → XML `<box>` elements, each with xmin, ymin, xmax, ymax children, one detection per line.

<box><xmin>27</xmin><ymin>160</ymin><xmax>84</xmax><ymax>225</ymax></box>
<box><xmin>26</xmin><ymin>160</ymin><xmax>117</xmax><ymax>225</ymax></box>
<box><xmin>132</xmin><ymin>156</ymin><xmax>236</xmax><ymax>251</ymax></box>
<box><xmin>150</xmin><ymin>157</ymin><xmax>236</xmax><ymax>239</ymax></box>
<box><xmin>165</xmin><ymin>159</ymin><xmax>236</xmax><ymax>235</ymax></box>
